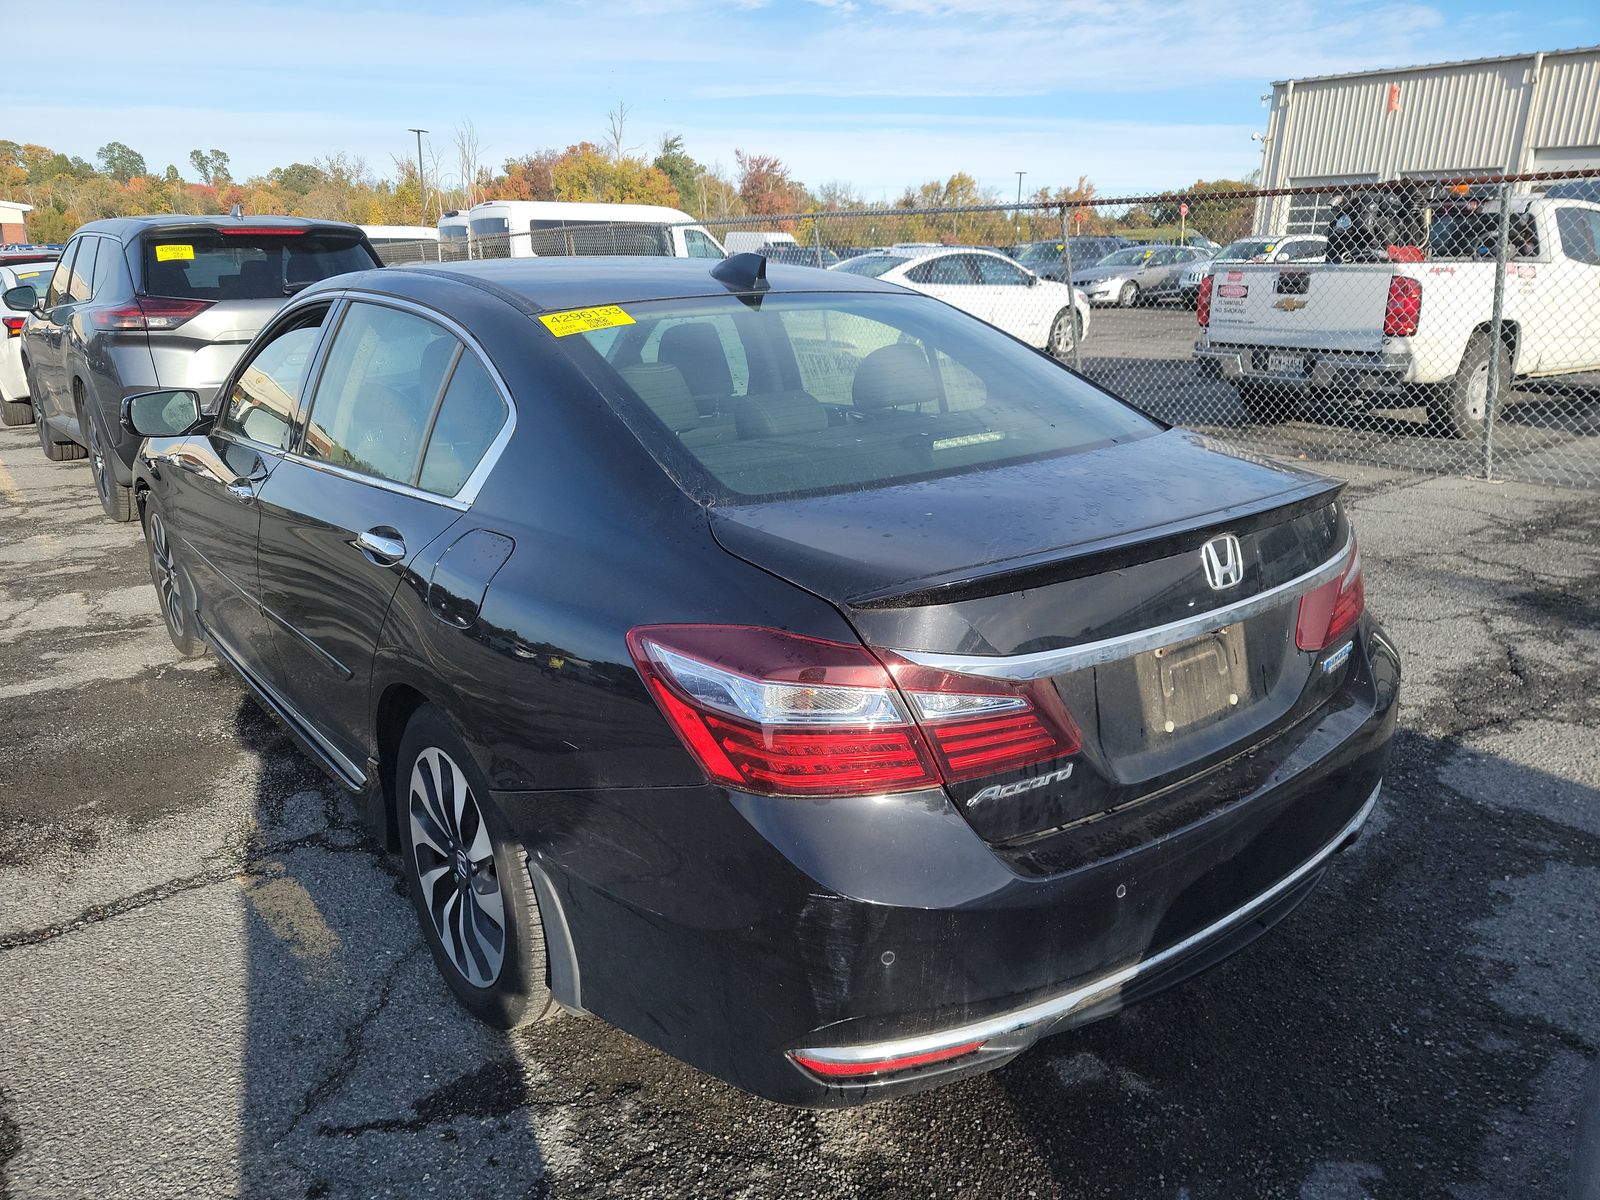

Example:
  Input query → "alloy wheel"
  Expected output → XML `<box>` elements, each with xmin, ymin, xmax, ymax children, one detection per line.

<box><xmin>89</xmin><ymin>419</ymin><xmax>110</xmax><ymax>506</ymax></box>
<box><xmin>408</xmin><ymin>747</ymin><xmax>507</xmax><ymax>988</ymax></box>
<box><xmin>146</xmin><ymin>511</ymin><xmax>186</xmax><ymax>640</ymax></box>
<box><xmin>1048</xmin><ymin>312</ymin><xmax>1075</xmax><ymax>359</ymax></box>
<box><xmin>1466</xmin><ymin>362</ymin><xmax>1489</xmax><ymax>421</ymax></box>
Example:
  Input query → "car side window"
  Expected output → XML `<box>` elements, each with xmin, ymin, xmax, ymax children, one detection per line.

<box><xmin>66</xmin><ymin>238</ymin><xmax>99</xmax><ymax>304</ymax></box>
<box><xmin>1556</xmin><ymin>208</ymin><xmax>1600</xmax><ymax>266</ymax></box>
<box><xmin>973</xmin><ymin>256</ymin><xmax>1027</xmax><ymax>286</ymax></box>
<box><xmin>217</xmin><ymin>307</ymin><xmax>330</xmax><ymax>450</ymax></box>
<box><xmin>418</xmin><ymin>353</ymin><xmax>509</xmax><ymax>496</ymax></box>
<box><xmin>300</xmin><ymin>302</ymin><xmax>458</xmax><ymax>486</ymax></box>
<box><xmin>683</xmin><ymin>229</ymin><xmax>723</xmax><ymax>260</ymax></box>
<box><xmin>44</xmin><ymin>240</ymin><xmax>79</xmax><ymax>308</ymax></box>
<box><xmin>906</xmin><ymin>256</ymin><xmax>973</xmax><ymax>285</ymax></box>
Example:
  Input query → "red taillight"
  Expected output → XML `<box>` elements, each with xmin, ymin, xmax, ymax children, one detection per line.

<box><xmin>93</xmin><ymin>297</ymin><xmax>213</xmax><ymax>333</ymax></box>
<box><xmin>1382</xmin><ymin>276</ymin><xmax>1421</xmax><ymax>338</ymax></box>
<box><xmin>1196</xmin><ymin>274</ymin><xmax>1214</xmax><ymax>327</ymax></box>
<box><xmin>1296</xmin><ymin>539</ymin><xmax>1366</xmax><ymax>651</ymax></box>
<box><xmin>2</xmin><ymin>317</ymin><xmax>23</xmax><ymax>339</ymax></box>
<box><xmin>627</xmin><ymin>625</ymin><xmax>1079</xmax><ymax>798</ymax></box>
<box><xmin>218</xmin><ymin>227</ymin><xmax>307</xmax><ymax>236</ymax></box>
<box><xmin>790</xmin><ymin>1040</ymin><xmax>986</xmax><ymax>1079</ymax></box>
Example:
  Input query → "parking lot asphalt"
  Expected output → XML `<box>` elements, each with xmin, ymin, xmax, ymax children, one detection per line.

<box><xmin>1</xmin><ymin>422</ymin><xmax>1597</xmax><ymax>1200</ymax></box>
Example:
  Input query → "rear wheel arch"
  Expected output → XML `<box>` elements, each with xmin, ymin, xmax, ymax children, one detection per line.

<box><xmin>374</xmin><ymin>681</ymin><xmax>431</xmax><ymax>851</ymax></box>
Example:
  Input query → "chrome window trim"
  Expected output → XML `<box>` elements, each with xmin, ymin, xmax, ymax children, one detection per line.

<box><xmin>282</xmin><ymin>289</ymin><xmax>518</xmax><ymax>510</ymax></box>
<box><xmin>794</xmin><ymin>782</ymin><xmax>1381</xmax><ymax>1070</ymax></box>
<box><xmin>889</xmin><ymin>533</ymin><xmax>1354</xmax><ymax>681</ymax></box>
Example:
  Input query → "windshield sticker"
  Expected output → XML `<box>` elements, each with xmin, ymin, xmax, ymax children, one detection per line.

<box><xmin>932</xmin><ymin>431</ymin><xmax>1005</xmax><ymax>452</ymax></box>
<box><xmin>539</xmin><ymin>305</ymin><xmax>636</xmax><ymax>337</ymax></box>
<box><xmin>155</xmin><ymin>244</ymin><xmax>195</xmax><ymax>262</ymax></box>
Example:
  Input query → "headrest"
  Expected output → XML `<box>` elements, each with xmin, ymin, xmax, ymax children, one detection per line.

<box><xmin>620</xmin><ymin>363</ymin><xmax>702</xmax><ymax>434</ymax></box>
<box><xmin>852</xmin><ymin>342</ymin><xmax>938</xmax><ymax>411</ymax></box>
<box><xmin>735</xmin><ymin>392</ymin><xmax>830</xmax><ymax>439</ymax></box>
<box><xmin>657</xmin><ymin>322</ymin><xmax>734</xmax><ymax>413</ymax></box>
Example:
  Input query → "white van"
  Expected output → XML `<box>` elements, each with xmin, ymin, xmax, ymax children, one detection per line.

<box><xmin>359</xmin><ymin>225</ymin><xmax>442</xmax><ymax>264</ymax></box>
<box><xmin>461</xmin><ymin>201</ymin><xmax>726</xmax><ymax>260</ymax></box>
<box><xmin>438</xmin><ymin>211</ymin><xmax>471</xmax><ymax>260</ymax></box>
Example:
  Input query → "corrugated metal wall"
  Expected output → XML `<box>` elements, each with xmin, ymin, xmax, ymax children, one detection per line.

<box><xmin>1261</xmin><ymin>47</ymin><xmax>1600</xmax><ymax>191</ymax></box>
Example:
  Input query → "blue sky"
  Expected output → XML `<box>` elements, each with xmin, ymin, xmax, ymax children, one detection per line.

<box><xmin>14</xmin><ymin>0</ymin><xmax>1599</xmax><ymax>200</ymax></box>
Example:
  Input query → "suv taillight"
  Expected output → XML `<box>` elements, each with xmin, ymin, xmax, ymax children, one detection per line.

<box><xmin>627</xmin><ymin>625</ymin><xmax>1080</xmax><ymax>798</ymax></box>
<box><xmin>1196</xmin><ymin>274</ymin><xmax>1215</xmax><ymax>327</ymax></box>
<box><xmin>1382</xmin><ymin>276</ymin><xmax>1421</xmax><ymax>338</ymax></box>
<box><xmin>92</xmin><ymin>297</ymin><xmax>213</xmax><ymax>333</ymax></box>
<box><xmin>2</xmin><ymin>317</ymin><xmax>23</xmax><ymax>339</ymax></box>
<box><xmin>1296</xmin><ymin>538</ymin><xmax>1366</xmax><ymax>651</ymax></box>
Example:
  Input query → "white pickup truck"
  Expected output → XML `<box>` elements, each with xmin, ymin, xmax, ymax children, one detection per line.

<box><xmin>1193</xmin><ymin>194</ymin><xmax>1600</xmax><ymax>437</ymax></box>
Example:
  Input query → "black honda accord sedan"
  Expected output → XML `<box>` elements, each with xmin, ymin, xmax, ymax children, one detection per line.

<box><xmin>123</xmin><ymin>253</ymin><xmax>1399</xmax><ymax>1106</ymax></box>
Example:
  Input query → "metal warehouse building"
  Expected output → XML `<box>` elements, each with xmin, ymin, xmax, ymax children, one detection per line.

<box><xmin>1255</xmin><ymin>45</ymin><xmax>1600</xmax><ymax>234</ymax></box>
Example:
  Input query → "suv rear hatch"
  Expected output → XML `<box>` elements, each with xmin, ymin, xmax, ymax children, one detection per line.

<box><xmin>708</xmin><ymin>429</ymin><xmax>1351</xmax><ymax>847</ymax></box>
<box><xmin>137</xmin><ymin>224</ymin><xmax>378</xmax><ymax>405</ymax></box>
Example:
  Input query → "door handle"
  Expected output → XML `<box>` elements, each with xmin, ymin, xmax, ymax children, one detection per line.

<box><xmin>225</xmin><ymin>479</ymin><xmax>255</xmax><ymax>502</ymax></box>
<box><xmin>353</xmin><ymin>528</ymin><xmax>407</xmax><ymax>565</ymax></box>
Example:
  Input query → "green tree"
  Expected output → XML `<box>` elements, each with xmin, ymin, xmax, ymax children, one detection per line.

<box><xmin>653</xmin><ymin>133</ymin><xmax>703</xmax><ymax>215</ymax></box>
<box><xmin>268</xmin><ymin>162</ymin><xmax>327</xmax><ymax>196</ymax></box>
<box><xmin>96</xmin><ymin>141</ymin><xmax>147</xmax><ymax>184</ymax></box>
<box><xmin>188</xmin><ymin>148</ymin><xmax>231</xmax><ymax>186</ymax></box>
<box><xmin>163</xmin><ymin>164</ymin><xmax>182</xmax><ymax>184</ymax></box>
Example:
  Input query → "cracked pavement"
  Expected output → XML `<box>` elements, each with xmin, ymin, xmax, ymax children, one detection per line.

<box><xmin>0</xmin><ymin>426</ymin><xmax>1597</xmax><ymax>1199</ymax></box>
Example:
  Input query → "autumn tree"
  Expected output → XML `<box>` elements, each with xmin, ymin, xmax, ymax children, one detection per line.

<box><xmin>736</xmin><ymin>150</ymin><xmax>804</xmax><ymax>216</ymax></box>
<box><xmin>96</xmin><ymin>142</ymin><xmax>147</xmax><ymax>184</ymax></box>
<box><xmin>549</xmin><ymin>142</ymin><xmax>678</xmax><ymax>206</ymax></box>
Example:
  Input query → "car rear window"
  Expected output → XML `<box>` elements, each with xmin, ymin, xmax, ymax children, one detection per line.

<box><xmin>562</xmin><ymin>291</ymin><xmax>1156</xmax><ymax>503</ymax></box>
<box><xmin>140</xmin><ymin>231</ymin><xmax>376</xmax><ymax>300</ymax></box>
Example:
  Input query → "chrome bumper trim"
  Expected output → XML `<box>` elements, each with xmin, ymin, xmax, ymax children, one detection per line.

<box><xmin>794</xmin><ymin>782</ymin><xmax>1381</xmax><ymax>1071</ymax></box>
<box><xmin>891</xmin><ymin>535</ymin><xmax>1352</xmax><ymax>682</ymax></box>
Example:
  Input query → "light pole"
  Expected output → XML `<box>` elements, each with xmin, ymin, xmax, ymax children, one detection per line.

<box><xmin>409</xmin><ymin>127</ymin><xmax>429</xmax><ymax>226</ymax></box>
<box><xmin>1014</xmin><ymin>170</ymin><xmax>1027</xmax><ymax>240</ymax></box>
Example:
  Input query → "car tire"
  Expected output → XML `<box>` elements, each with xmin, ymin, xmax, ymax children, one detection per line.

<box><xmin>36</xmin><ymin>413</ymin><xmax>87</xmax><ymax>461</ymax></box>
<box><xmin>86</xmin><ymin>405</ymin><xmax>135</xmax><ymax>523</ymax></box>
<box><xmin>398</xmin><ymin>704</ymin><xmax>556</xmax><ymax>1030</ymax></box>
<box><xmin>1238</xmin><ymin>380</ymin><xmax>1299</xmax><ymax>424</ymax></box>
<box><xmin>1</xmin><ymin>399</ymin><xmax>32</xmax><ymax>426</ymax></box>
<box><xmin>1430</xmin><ymin>331</ymin><xmax>1508</xmax><ymax>441</ymax></box>
<box><xmin>1118</xmin><ymin>282</ymin><xmax>1139</xmax><ymax>308</ymax></box>
<box><xmin>139</xmin><ymin>492</ymin><xmax>206</xmax><ymax>658</ymax></box>
<box><xmin>1046</xmin><ymin>307</ymin><xmax>1077</xmax><ymax>360</ymax></box>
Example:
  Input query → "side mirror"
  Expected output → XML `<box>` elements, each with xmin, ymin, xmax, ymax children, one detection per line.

<box><xmin>1025</xmin><ymin>272</ymin><xmax>1038</xmax><ymax>287</ymax></box>
<box><xmin>122</xmin><ymin>389</ymin><xmax>202</xmax><ymax>439</ymax></box>
<box><xmin>2</xmin><ymin>285</ymin><xmax>37</xmax><ymax>312</ymax></box>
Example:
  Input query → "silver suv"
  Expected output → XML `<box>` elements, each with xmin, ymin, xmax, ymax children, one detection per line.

<box><xmin>5</xmin><ymin>216</ymin><xmax>380</xmax><ymax>521</ymax></box>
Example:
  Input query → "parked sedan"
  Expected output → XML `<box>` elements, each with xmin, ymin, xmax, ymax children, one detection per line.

<box><xmin>1013</xmin><ymin>236</ymin><xmax>1131</xmax><ymax>281</ymax></box>
<box><xmin>0</xmin><ymin>254</ymin><xmax>58</xmax><ymax>426</ymax></box>
<box><xmin>1175</xmin><ymin>234</ymin><xmax>1328</xmax><ymax>304</ymax></box>
<box><xmin>5</xmin><ymin>215</ymin><xmax>380</xmax><ymax>521</ymax></box>
<box><xmin>1073</xmin><ymin>245</ymin><xmax>1214</xmax><ymax>306</ymax></box>
<box><xmin>834</xmin><ymin>247</ymin><xmax>1090</xmax><ymax>357</ymax></box>
<box><xmin>121</xmin><ymin>254</ymin><xmax>1398</xmax><ymax>1106</ymax></box>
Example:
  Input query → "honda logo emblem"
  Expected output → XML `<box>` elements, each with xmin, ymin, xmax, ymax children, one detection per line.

<box><xmin>1200</xmin><ymin>534</ymin><xmax>1245</xmax><ymax>590</ymax></box>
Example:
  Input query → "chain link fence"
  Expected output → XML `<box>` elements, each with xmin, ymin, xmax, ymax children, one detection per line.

<box><xmin>377</xmin><ymin>171</ymin><xmax>1600</xmax><ymax>490</ymax></box>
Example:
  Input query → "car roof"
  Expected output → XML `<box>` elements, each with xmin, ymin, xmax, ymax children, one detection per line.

<box><xmin>67</xmin><ymin>214</ymin><xmax>366</xmax><ymax>239</ymax></box>
<box><xmin>312</xmin><ymin>256</ymin><xmax>909</xmax><ymax>314</ymax></box>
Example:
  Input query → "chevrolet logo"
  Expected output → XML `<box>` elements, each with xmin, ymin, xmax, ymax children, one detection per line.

<box><xmin>1274</xmin><ymin>297</ymin><xmax>1308</xmax><ymax>312</ymax></box>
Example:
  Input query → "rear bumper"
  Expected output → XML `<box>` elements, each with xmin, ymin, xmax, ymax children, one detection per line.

<box><xmin>1195</xmin><ymin>339</ymin><xmax>1414</xmax><ymax>391</ymax></box>
<box><xmin>499</xmin><ymin>622</ymin><xmax>1399</xmax><ymax>1106</ymax></box>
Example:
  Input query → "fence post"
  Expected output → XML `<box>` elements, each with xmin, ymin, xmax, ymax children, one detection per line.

<box><xmin>1482</xmin><ymin>180</ymin><xmax>1512</xmax><ymax>481</ymax></box>
<box><xmin>1059</xmin><ymin>207</ymin><xmax>1083</xmax><ymax>373</ymax></box>
<box><xmin>812</xmin><ymin>212</ymin><xmax>825</xmax><ymax>268</ymax></box>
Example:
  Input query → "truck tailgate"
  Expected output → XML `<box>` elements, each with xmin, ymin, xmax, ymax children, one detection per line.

<box><xmin>1207</xmin><ymin>264</ymin><xmax>1395</xmax><ymax>354</ymax></box>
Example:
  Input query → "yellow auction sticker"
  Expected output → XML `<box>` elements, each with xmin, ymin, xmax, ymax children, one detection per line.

<box><xmin>155</xmin><ymin>244</ymin><xmax>195</xmax><ymax>262</ymax></box>
<box><xmin>538</xmin><ymin>305</ymin><xmax>635</xmax><ymax>337</ymax></box>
